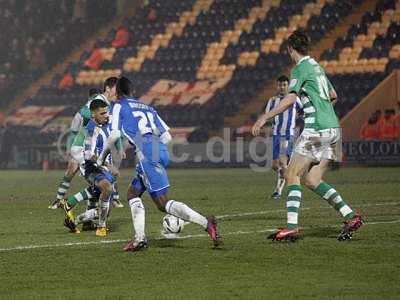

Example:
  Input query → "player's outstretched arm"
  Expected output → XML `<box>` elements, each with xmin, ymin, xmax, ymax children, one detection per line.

<box><xmin>252</xmin><ymin>93</ymin><xmax>297</xmax><ymax>136</ymax></box>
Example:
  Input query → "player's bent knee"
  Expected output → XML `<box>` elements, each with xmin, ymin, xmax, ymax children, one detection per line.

<box><xmin>152</xmin><ymin>195</ymin><xmax>168</xmax><ymax>212</ymax></box>
<box><xmin>304</xmin><ymin>176</ymin><xmax>319</xmax><ymax>190</ymax></box>
<box><xmin>152</xmin><ymin>198</ymin><xmax>166</xmax><ymax>212</ymax></box>
<box><xmin>64</xmin><ymin>170</ymin><xmax>75</xmax><ymax>180</ymax></box>
<box><xmin>284</xmin><ymin>169</ymin><xmax>296</xmax><ymax>182</ymax></box>
<box><xmin>99</xmin><ymin>180</ymin><xmax>113</xmax><ymax>197</ymax></box>
<box><xmin>66</xmin><ymin>162</ymin><xmax>78</xmax><ymax>176</ymax></box>
<box><xmin>127</xmin><ymin>186</ymin><xmax>143</xmax><ymax>199</ymax></box>
<box><xmin>156</xmin><ymin>202</ymin><xmax>166</xmax><ymax>212</ymax></box>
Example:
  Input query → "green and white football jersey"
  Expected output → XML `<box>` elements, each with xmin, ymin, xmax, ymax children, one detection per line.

<box><xmin>72</xmin><ymin>94</ymin><xmax>108</xmax><ymax>147</ymax></box>
<box><xmin>288</xmin><ymin>56</ymin><xmax>339</xmax><ymax>131</ymax></box>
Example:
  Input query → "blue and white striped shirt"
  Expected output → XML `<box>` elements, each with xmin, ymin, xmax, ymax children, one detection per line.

<box><xmin>265</xmin><ymin>94</ymin><xmax>302</xmax><ymax>138</ymax></box>
<box><xmin>95</xmin><ymin>123</ymin><xmax>112</xmax><ymax>164</ymax></box>
<box><xmin>84</xmin><ymin>120</ymin><xmax>112</xmax><ymax>164</ymax></box>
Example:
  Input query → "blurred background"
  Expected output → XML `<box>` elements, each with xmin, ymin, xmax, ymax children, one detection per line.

<box><xmin>0</xmin><ymin>0</ymin><xmax>399</xmax><ymax>169</ymax></box>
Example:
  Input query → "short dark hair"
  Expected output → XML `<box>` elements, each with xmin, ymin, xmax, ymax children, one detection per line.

<box><xmin>89</xmin><ymin>99</ymin><xmax>108</xmax><ymax>111</ymax></box>
<box><xmin>103</xmin><ymin>77</ymin><xmax>118</xmax><ymax>92</ymax></box>
<box><xmin>277</xmin><ymin>75</ymin><xmax>289</xmax><ymax>83</ymax></box>
<box><xmin>116</xmin><ymin>76</ymin><xmax>133</xmax><ymax>98</ymax></box>
<box><xmin>287</xmin><ymin>30</ymin><xmax>310</xmax><ymax>55</ymax></box>
<box><xmin>88</xmin><ymin>88</ymin><xmax>102</xmax><ymax>97</ymax></box>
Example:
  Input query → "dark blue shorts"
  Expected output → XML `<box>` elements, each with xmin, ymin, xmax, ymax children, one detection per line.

<box><xmin>131</xmin><ymin>148</ymin><xmax>170</xmax><ymax>198</ymax></box>
<box><xmin>272</xmin><ymin>135</ymin><xmax>294</xmax><ymax>160</ymax></box>
<box><xmin>92</xmin><ymin>169</ymin><xmax>116</xmax><ymax>185</ymax></box>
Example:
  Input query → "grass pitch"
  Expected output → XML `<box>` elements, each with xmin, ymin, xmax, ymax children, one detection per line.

<box><xmin>0</xmin><ymin>167</ymin><xmax>399</xmax><ymax>299</ymax></box>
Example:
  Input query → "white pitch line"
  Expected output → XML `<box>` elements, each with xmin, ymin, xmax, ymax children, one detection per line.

<box><xmin>0</xmin><ymin>219</ymin><xmax>399</xmax><ymax>253</ymax></box>
<box><xmin>216</xmin><ymin>201</ymin><xmax>400</xmax><ymax>219</ymax></box>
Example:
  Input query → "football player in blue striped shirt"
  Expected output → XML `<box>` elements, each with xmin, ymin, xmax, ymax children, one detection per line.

<box><xmin>264</xmin><ymin>75</ymin><xmax>302</xmax><ymax>200</ymax></box>
<box><xmin>104</xmin><ymin>77</ymin><xmax>222</xmax><ymax>251</ymax></box>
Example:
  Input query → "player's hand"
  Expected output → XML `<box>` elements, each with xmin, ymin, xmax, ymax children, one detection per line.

<box><xmin>252</xmin><ymin>115</ymin><xmax>268</xmax><ymax>136</ymax></box>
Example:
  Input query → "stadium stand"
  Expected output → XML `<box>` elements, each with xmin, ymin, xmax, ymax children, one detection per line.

<box><xmin>0</xmin><ymin>0</ymin><xmax>116</xmax><ymax>109</ymax></box>
<box><xmin>320</xmin><ymin>0</ymin><xmax>400</xmax><ymax>118</ymax></box>
<box><xmin>7</xmin><ymin>0</ymin><xmax>400</xmax><ymax>146</ymax></box>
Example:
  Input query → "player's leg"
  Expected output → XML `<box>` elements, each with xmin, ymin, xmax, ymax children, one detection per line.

<box><xmin>50</xmin><ymin>144</ymin><xmax>85</xmax><ymax>209</ymax></box>
<box><xmin>60</xmin><ymin>187</ymin><xmax>93</xmax><ymax>233</ymax></box>
<box><xmin>109</xmin><ymin>144</ymin><xmax>125</xmax><ymax>208</ymax></box>
<box><xmin>140</xmin><ymin>157</ymin><xmax>208</xmax><ymax>229</ymax></box>
<box><xmin>49</xmin><ymin>159</ymin><xmax>79</xmax><ymax>209</ymax></box>
<box><xmin>61</xmin><ymin>187</ymin><xmax>93</xmax><ymax>212</ymax></box>
<box><xmin>269</xmin><ymin>130</ymin><xmax>328</xmax><ymax>240</ymax></box>
<box><xmin>270</xmin><ymin>135</ymin><xmax>283</xmax><ymax>199</ymax></box>
<box><xmin>304</xmin><ymin>160</ymin><xmax>355</xmax><ymax>218</ymax></box>
<box><xmin>275</xmin><ymin>153</ymin><xmax>288</xmax><ymax>197</ymax></box>
<box><xmin>75</xmin><ymin>208</ymin><xmax>98</xmax><ymax>225</ymax></box>
<box><xmin>268</xmin><ymin>153</ymin><xmax>313</xmax><ymax>241</ymax></box>
<box><xmin>74</xmin><ymin>186</ymin><xmax>101</xmax><ymax>228</ymax></box>
<box><xmin>274</xmin><ymin>136</ymin><xmax>295</xmax><ymax>198</ymax></box>
<box><xmin>145</xmin><ymin>156</ymin><xmax>222</xmax><ymax>248</ymax></box>
<box><xmin>124</xmin><ymin>164</ymin><xmax>148</xmax><ymax>245</ymax></box>
<box><xmin>95</xmin><ymin>178</ymin><xmax>113</xmax><ymax>236</ymax></box>
<box><xmin>64</xmin><ymin>205</ymin><xmax>98</xmax><ymax>234</ymax></box>
<box><xmin>123</xmin><ymin>160</ymin><xmax>149</xmax><ymax>252</ymax></box>
<box><xmin>150</xmin><ymin>192</ymin><xmax>222</xmax><ymax>247</ymax></box>
<box><xmin>123</xmin><ymin>182</ymin><xmax>147</xmax><ymax>252</ymax></box>
<box><xmin>112</xmin><ymin>182</ymin><xmax>124</xmax><ymax>208</ymax></box>
<box><xmin>304</xmin><ymin>160</ymin><xmax>363</xmax><ymax>240</ymax></box>
<box><xmin>73</xmin><ymin>186</ymin><xmax>100</xmax><ymax>232</ymax></box>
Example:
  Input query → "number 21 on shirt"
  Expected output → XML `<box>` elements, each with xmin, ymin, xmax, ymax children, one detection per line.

<box><xmin>133</xmin><ymin>111</ymin><xmax>157</xmax><ymax>135</ymax></box>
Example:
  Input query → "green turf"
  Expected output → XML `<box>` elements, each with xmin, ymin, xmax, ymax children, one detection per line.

<box><xmin>0</xmin><ymin>167</ymin><xmax>399</xmax><ymax>299</ymax></box>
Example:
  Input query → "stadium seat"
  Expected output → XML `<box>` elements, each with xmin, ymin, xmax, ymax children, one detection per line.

<box><xmin>10</xmin><ymin>0</ymin><xmax>380</xmax><ymax>142</ymax></box>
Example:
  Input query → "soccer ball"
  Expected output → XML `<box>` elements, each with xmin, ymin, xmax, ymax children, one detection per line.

<box><xmin>162</xmin><ymin>214</ymin><xmax>185</xmax><ymax>234</ymax></box>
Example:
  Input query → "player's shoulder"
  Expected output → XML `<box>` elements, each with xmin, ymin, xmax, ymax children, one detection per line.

<box><xmin>86</xmin><ymin>119</ymin><xmax>97</xmax><ymax>127</ymax></box>
<box><xmin>271</xmin><ymin>95</ymin><xmax>283</xmax><ymax>104</ymax></box>
<box><xmin>112</xmin><ymin>99</ymin><xmax>127</xmax><ymax>111</ymax></box>
<box><xmin>79</xmin><ymin>104</ymin><xmax>90</xmax><ymax>116</ymax></box>
<box><xmin>267</xmin><ymin>95</ymin><xmax>280</xmax><ymax>103</ymax></box>
<box><xmin>303</xmin><ymin>57</ymin><xmax>323</xmax><ymax>73</ymax></box>
<box><xmin>127</xmin><ymin>97</ymin><xmax>155</xmax><ymax>111</ymax></box>
<box><xmin>264</xmin><ymin>96</ymin><xmax>277</xmax><ymax>111</ymax></box>
<box><xmin>294</xmin><ymin>56</ymin><xmax>315</xmax><ymax>69</ymax></box>
<box><xmin>119</xmin><ymin>97</ymin><xmax>138</xmax><ymax>106</ymax></box>
<box><xmin>85</xmin><ymin>119</ymin><xmax>97</xmax><ymax>132</ymax></box>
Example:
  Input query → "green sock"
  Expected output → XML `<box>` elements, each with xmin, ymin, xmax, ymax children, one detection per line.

<box><xmin>287</xmin><ymin>184</ymin><xmax>302</xmax><ymax>229</ymax></box>
<box><xmin>313</xmin><ymin>182</ymin><xmax>354</xmax><ymax>220</ymax></box>
<box><xmin>56</xmin><ymin>176</ymin><xmax>71</xmax><ymax>200</ymax></box>
<box><xmin>67</xmin><ymin>188</ymin><xmax>91</xmax><ymax>208</ymax></box>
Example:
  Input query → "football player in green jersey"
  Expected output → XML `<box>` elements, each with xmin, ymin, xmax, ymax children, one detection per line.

<box><xmin>252</xmin><ymin>30</ymin><xmax>363</xmax><ymax>241</ymax></box>
<box><xmin>49</xmin><ymin>78</ymin><xmax>118</xmax><ymax>209</ymax></box>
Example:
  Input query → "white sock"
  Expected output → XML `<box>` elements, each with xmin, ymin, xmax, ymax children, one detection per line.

<box><xmin>129</xmin><ymin>197</ymin><xmax>145</xmax><ymax>241</ymax></box>
<box><xmin>165</xmin><ymin>200</ymin><xmax>208</xmax><ymax>229</ymax></box>
<box><xmin>76</xmin><ymin>208</ymin><xmax>98</xmax><ymax>224</ymax></box>
<box><xmin>277</xmin><ymin>178</ymin><xmax>285</xmax><ymax>194</ymax></box>
<box><xmin>275</xmin><ymin>168</ymin><xmax>285</xmax><ymax>194</ymax></box>
<box><xmin>98</xmin><ymin>199</ymin><xmax>110</xmax><ymax>228</ymax></box>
